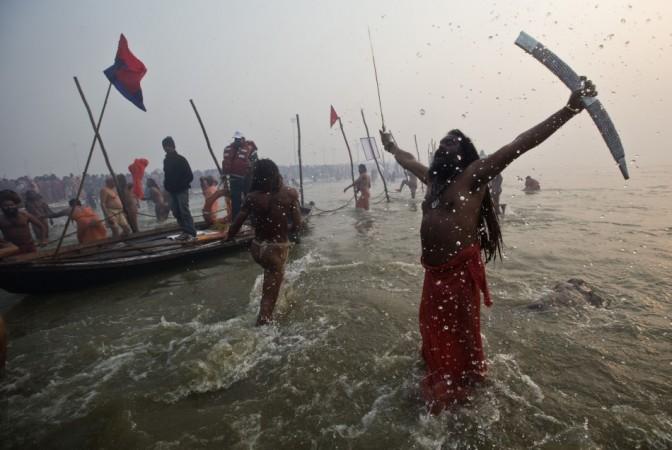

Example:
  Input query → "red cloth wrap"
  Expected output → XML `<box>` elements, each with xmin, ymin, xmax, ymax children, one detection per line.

<box><xmin>128</xmin><ymin>158</ymin><xmax>149</xmax><ymax>199</ymax></box>
<box><xmin>419</xmin><ymin>244</ymin><xmax>492</xmax><ymax>410</ymax></box>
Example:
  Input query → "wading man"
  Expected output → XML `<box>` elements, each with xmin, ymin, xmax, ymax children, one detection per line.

<box><xmin>0</xmin><ymin>190</ymin><xmax>47</xmax><ymax>254</ymax></box>
<box><xmin>380</xmin><ymin>78</ymin><xmax>596</xmax><ymax>413</ymax></box>
<box><xmin>343</xmin><ymin>164</ymin><xmax>371</xmax><ymax>210</ymax></box>
<box><xmin>226</xmin><ymin>159</ymin><xmax>302</xmax><ymax>326</ymax></box>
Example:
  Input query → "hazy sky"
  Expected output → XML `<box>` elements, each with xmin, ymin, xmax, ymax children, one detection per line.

<box><xmin>1</xmin><ymin>0</ymin><xmax>671</xmax><ymax>182</ymax></box>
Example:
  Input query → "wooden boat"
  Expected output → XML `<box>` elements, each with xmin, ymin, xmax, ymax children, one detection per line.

<box><xmin>0</xmin><ymin>207</ymin><xmax>311</xmax><ymax>294</ymax></box>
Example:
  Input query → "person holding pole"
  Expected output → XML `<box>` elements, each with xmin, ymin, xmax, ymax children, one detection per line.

<box><xmin>162</xmin><ymin>136</ymin><xmax>196</xmax><ymax>241</ymax></box>
<box><xmin>379</xmin><ymin>78</ymin><xmax>597</xmax><ymax>413</ymax></box>
<box><xmin>222</xmin><ymin>131</ymin><xmax>258</xmax><ymax>220</ymax></box>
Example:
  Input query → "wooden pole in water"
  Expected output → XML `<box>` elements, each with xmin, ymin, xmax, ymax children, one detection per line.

<box><xmin>73</xmin><ymin>76</ymin><xmax>136</xmax><ymax>232</ymax></box>
<box><xmin>360</xmin><ymin>108</ymin><xmax>389</xmax><ymax>202</ymax></box>
<box><xmin>189</xmin><ymin>99</ymin><xmax>222</xmax><ymax>176</ymax></box>
<box><xmin>337</xmin><ymin>117</ymin><xmax>358</xmax><ymax>204</ymax></box>
<box><xmin>413</xmin><ymin>134</ymin><xmax>425</xmax><ymax>193</ymax></box>
<box><xmin>54</xmin><ymin>82</ymin><xmax>113</xmax><ymax>256</ymax></box>
<box><xmin>295</xmin><ymin>113</ymin><xmax>304</xmax><ymax>207</ymax></box>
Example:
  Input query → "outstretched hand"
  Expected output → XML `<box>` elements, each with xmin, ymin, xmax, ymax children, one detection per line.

<box><xmin>567</xmin><ymin>76</ymin><xmax>597</xmax><ymax>112</ymax></box>
<box><xmin>379</xmin><ymin>130</ymin><xmax>396</xmax><ymax>153</ymax></box>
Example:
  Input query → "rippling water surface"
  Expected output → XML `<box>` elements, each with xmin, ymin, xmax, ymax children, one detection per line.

<box><xmin>1</xmin><ymin>165</ymin><xmax>671</xmax><ymax>449</ymax></box>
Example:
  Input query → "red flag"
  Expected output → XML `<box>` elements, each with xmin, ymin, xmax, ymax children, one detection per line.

<box><xmin>330</xmin><ymin>105</ymin><xmax>339</xmax><ymax>128</ymax></box>
<box><xmin>104</xmin><ymin>34</ymin><xmax>147</xmax><ymax>111</ymax></box>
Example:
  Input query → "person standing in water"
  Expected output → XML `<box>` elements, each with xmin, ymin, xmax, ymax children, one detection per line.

<box><xmin>523</xmin><ymin>175</ymin><xmax>541</xmax><ymax>193</ymax></box>
<box><xmin>226</xmin><ymin>159</ymin><xmax>302</xmax><ymax>326</ymax></box>
<box><xmin>380</xmin><ymin>78</ymin><xmax>597</xmax><ymax>413</ymax></box>
<box><xmin>343</xmin><ymin>164</ymin><xmax>371</xmax><ymax>210</ymax></box>
<box><xmin>100</xmin><ymin>177</ymin><xmax>131</xmax><ymax>237</ymax></box>
<box><xmin>396</xmin><ymin>170</ymin><xmax>418</xmax><ymax>199</ymax></box>
<box><xmin>0</xmin><ymin>190</ymin><xmax>47</xmax><ymax>253</ymax></box>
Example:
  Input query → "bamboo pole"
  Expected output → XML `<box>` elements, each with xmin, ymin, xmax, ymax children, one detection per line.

<box><xmin>295</xmin><ymin>113</ymin><xmax>304</xmax><ymax>207</ymax></box>
<box><xmin>338</xmin><ymin>117</ymin><xmax>358</xmax><ymax>204</ymax></box>
<box><xmin>360</xmin><ymin>108</ymin><xmax>389</xmax><ymax>202</ymax></box>
<box><xmin>413</xmin><ymin>134</ymin><xmax>425</xmax><ymax>193</ymax></box>
<box><xmin>54</xmin><ymin>82</ymin><xmax>113</xmax><ymax>255</ymax></box>
<box><xmin>73</xmin><ymin>77</ymin><xmax>136</xmax><ymax>233</ymax></box>
<box><xmin>189</xmin><ymin>99</ymin><xmax>222</xmax><ymax>176</ymax></box>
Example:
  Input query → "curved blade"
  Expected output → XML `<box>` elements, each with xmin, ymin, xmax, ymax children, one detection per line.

<box><xmin>515</xmin><ymin>31</ymin><xmax>629</xmax><ymax>179</ymax></box>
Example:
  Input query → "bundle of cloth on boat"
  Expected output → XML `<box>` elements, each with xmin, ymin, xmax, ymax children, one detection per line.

<box><xmin>128</xmin><ymin>158</ymin><xmax>149</xmax><ymax>199</ymax></box>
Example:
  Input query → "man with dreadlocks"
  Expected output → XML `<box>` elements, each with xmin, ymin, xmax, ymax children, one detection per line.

<box><xmin>0</xmin><ymin>189</ymin><xmax>47</xmax><ymax>254</ymax></box>
<box><xmin>226</xmin><ymin>159</ymin><xmax>303</xmax><ymax>326</ymax></box>
<box><xmin>380</xmin><ymin>78</ymin><xmax>597</xmax><ymax>412</ymax></box>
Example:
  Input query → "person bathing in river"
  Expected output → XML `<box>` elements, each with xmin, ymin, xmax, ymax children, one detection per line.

<box><xmin>343</xmin><ymin>164</ymin><xmax>371</xmax><ymax>210</ymax></box>
<box><xmin>0</xmin><ymin>190</ymin><xmax>46</xmax><ymax>253</ymax></box>
<box><xmin>226</xmin><ymin>159</ymin><xmax>302</xmax><ymax>326</ymax></box>
<box><xmin>397</xmin><ymin>170</ymin><xmax>418</xmax><ymax>199</ymax></box>
<box><xmin>24</xmin><ymin>190</ymin><xmax>52</xmax><ymax>242</ymax></box>
<box><xmin>100</xmin><ymin>177</ymin><xmax>131</xmax><ymax>237</ymax></box>
<box><xmin>47</xmin><ymin>199</ymin><xmax>107</xmax><ymax>244</ymax></box>
<box><xmin>380</xmin><ymin>78</ymin><xmax>597</xmax><ymax>413</ymax></box>
<box><xmin>145</xmin><ymin>178</ymin><xmax>170</xmax><ymax>222</ymax></box>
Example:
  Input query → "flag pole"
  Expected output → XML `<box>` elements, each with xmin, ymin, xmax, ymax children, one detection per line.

<box><xmin>73</xmin><ymin>76</ymin><xmax>136</xmax><ymax>232</ymax></box>
<box><xmin>413</xmin><ymin>134</ymin><xmax>425</xmax><ymax>193</ymax></box>
<box><xmin>189</xmin><ymin>99</ymin><xmax>222</xmax><ymax>176</ymax></box>
<box><xmin>54</xmin><ymin>81</ymin><xmax>113</xmax><ymax>256</ymax></box>
<box><xmin>337</xmin><ymin>116</ymin><xmax>358</xmax><ymax>204</ymax></box>
<box><xmin>295</xmin><ymin>113</ymin><xmax>304</xmax><ymax>207</ymax></box>
<box><xmin>361</xmin><ymin>108</ymin><xmax>389</xmax><ymax>202</ymax></box>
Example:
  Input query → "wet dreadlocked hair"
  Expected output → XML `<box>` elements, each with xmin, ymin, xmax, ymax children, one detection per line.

<box><xmin>250</xmin><ymin>159</ymin><xmax>281</xmax><ymax>194</ymax></box>
<box><xmin>427</xmin><ymin>129</ymin><xmax>503</xmax><ymax>262</ymax></box>
<box><xmin>0</xmin><ymin>189</ymin><xmax>22</xmax><ymax>205</ymax></box>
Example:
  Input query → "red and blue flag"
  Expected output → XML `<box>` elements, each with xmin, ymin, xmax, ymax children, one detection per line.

<box><xmin>103</xmin><ymin>34</ymin><xmax>147</xmax><ymax>111</ymax></box>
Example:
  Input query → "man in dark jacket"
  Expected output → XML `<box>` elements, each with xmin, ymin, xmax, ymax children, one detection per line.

<box><xmin>162</xmin><ymin>136</ymin><xmax>196</xmax><ymax>240</ymax></box>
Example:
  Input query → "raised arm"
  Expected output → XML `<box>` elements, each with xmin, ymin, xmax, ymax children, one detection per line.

<box><xmin>46</xmin><ymin>207</ymin><xmax>71</xmax><ymax>219</ymax></box>
<box><xmin>379</xmin><ymin>133</ymin><xmax>429</xmax><ymax>185</ymax></box>
<box><xmin>289</xmin><ymin>190</ymin><xmax>302</xmax><ymax>235</ymax></box>
<box><xmin>226</xmin><ymin>195</ymin><xmax>251</xmax><ymax>240</ymax></box>
<box><xmin>465</xmin><ymin>78</ymin><xmax>597</xmax><ymax>188</ymax></box>
<box><xmin>25</xmin><ymin>212</ymin><xmax>47</xmax><ymax>244</ymax></box>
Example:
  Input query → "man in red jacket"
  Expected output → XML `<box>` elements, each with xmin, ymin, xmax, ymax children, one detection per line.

<box><xmin>222</xmin><ymin>131</ymin><xmax>258</xmax><ymax>220</ymax></box>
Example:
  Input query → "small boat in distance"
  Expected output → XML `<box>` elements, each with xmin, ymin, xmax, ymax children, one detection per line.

<box><xmin>0</xmin><ymin>207</ymin><xmax>311</xmax><ymax>294</ymax></box>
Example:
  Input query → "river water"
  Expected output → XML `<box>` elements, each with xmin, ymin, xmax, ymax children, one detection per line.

<box><xmin>1</xmin><ymin>164</ymin><xmax>671</xmax><ymax>449</ymax></box>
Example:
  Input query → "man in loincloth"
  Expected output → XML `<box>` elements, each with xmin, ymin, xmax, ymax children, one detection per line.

<box><xmin>226</xmin><ymin>159</ymin><xmax>302</xmax><ymax>326</ymax></box>
<box><xmin>145</xmin><ymin>178</ymin><xmax>170</xmax><ymax>222</ymax></box>
<box><xmin>0</xmin><ymin>189</ymin><xmax>46</xmax><ymax>253</ymax></box>
<box><xmin>397</xmin><ymin>170</ymin><xmax>419</xmax><ymax>199</ymax></box>
<box><xmin>343</xmin><ymin>164</ymin><xmax>372</xmax><ymax>210</ymax></box>
<box><xmin>24</xmin><ymin>190</ymin><xmax>53</xmax><ymax>242</ymax></box>
<box><xmin>100</xmin><ymin>177</ymin><xmax>131</xmax><ymax>237</ymax></box>
<box><xmin>380</xmin><ymin>78</ymin><xmax>597</xmax><ymax>413</ymax></box>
